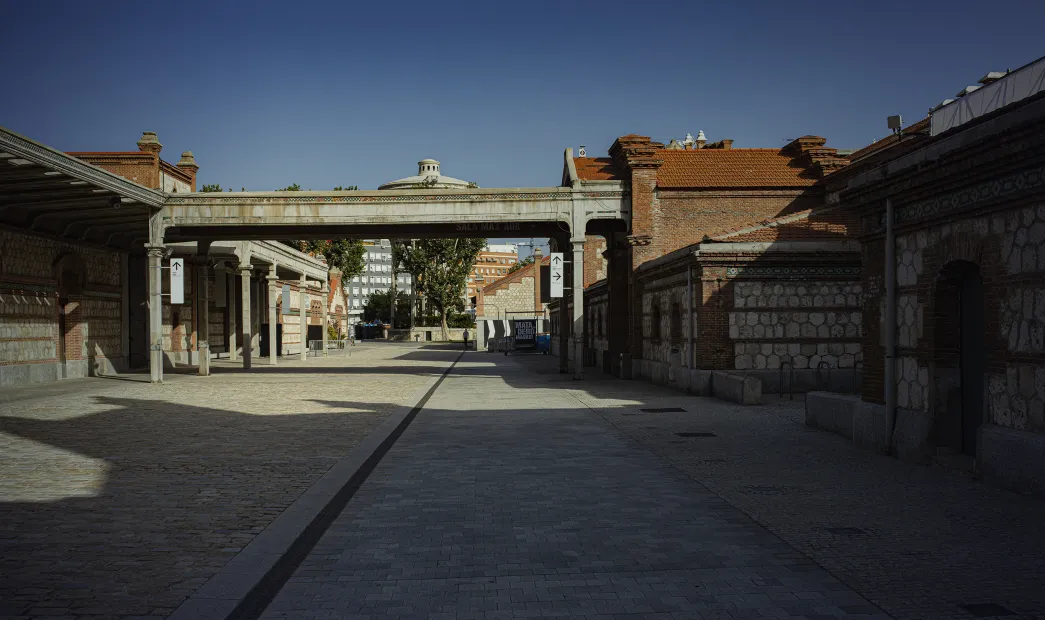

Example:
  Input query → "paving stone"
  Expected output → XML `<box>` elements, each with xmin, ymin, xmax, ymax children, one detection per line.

<box><xmin>258</xmin><ymin>352</ymin><xmax>881</xmax><ymax>619</ymax></box>
<box><xmin>0</xmin><ymin>344</ymin><xmax>450</xmax><ymax>619</ymax></box>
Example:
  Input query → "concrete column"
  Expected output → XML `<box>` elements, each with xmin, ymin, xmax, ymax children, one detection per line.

<box><xmin>267</xmin><ymin>266</ymin><xmax>278</xmax><ymax>366</ymax></box>
<box><xmin>238</xmin><ymin>265</ymin><xmax>253</xmax><ymax>369</ymax></box>
<box><xmin>532</xmin><ymin>247</ymin><xmax>543</xmax><ymax>313</ymax></box>
<box><xmin>321</xmin><ymin>280</ymin><xmax>329</xmax><ymax>355</ymax></box>
<box><xmin>300</xmin><ymin>275</ymin><xmax>308</xmax><ymax>361</ymax></box>
<box><xmin>146</xmin><ymin>245</ymin><xmax>164</xmax><ymax>383</ymax></box>
<box><xmin>227</xmin><ymin>269</ymin><xmax>237</xmax><ymax>362</ymax></box>
<box><xmin>198</xmin><ymin>262</ymin><xmax>210</xmax><ymax>376</ymax></box>
<box><xmin>571</xmin><ymin>239</ymin><xmax>585</xmax><ymax>380</ymax></box>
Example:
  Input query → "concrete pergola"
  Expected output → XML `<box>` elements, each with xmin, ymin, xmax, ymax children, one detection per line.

<box><xmin>149</xmin><ymin>181</ymin><xmax>629</xmax><ymax>381</ymax></box>
<box><xmin>1</xmin><ymin>126</ymin><xmax>630</xmax><ymax>383</ymax></box>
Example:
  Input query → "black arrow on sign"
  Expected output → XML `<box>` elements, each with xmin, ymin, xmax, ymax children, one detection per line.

<box><xmin>172</xmin><ymin>263</ymin><xmax>180</xmax><ymax>275</ymax></box>
<box><xmin>552</xmin><ymin>256</ymin><xmax>562</xmax><ymax>264</ymax></box>
<box><xmin>554</xmin><ymin>272</ymin><xmax>561</xmax><ymax>281</ymax></box>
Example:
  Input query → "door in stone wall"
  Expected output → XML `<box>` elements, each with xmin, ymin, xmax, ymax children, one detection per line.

<box><xmin>127</xmin><ymin>254</ymin><xmax>148</xmax><ymax>369</ymax></box>
<box><xmin>958</xmin><ymin>264</ymin><xmax>985</xmax><ymax>456</ymax></box>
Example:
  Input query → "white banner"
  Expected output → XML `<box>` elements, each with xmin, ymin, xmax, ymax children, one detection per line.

<box><xmin>169</xmin><ymin>258</ymin><xmax>185</xmax><ymax>304</ymax></box>
<box><xmin>549</xmin><ymin>253</ymin><xmax>564</xmax><ymax>298</ymax></box>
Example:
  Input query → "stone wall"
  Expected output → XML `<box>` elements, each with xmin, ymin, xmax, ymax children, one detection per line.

<box><xmin>0</xmin><ymin>229</ymin><xmax>126</xmax><ymax>386</ymax></box>
<box><xmin>731</xmin><ymin>280</ymin><xmax>863</xmax><ymax>370</ymax></box>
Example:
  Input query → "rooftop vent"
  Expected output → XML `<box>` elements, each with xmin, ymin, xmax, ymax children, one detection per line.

<box><xmin>978</xmin><ymin>71</ymin><xmax>1008</xmax><ymax>85</ymax></box>
<box><xmin>577</xmin><ymin>145</ymin><xmax>586</xmax><ymax>157</ymax></box>
<box><xmin>956</xmin><ymin>84</ymin><xmax>982</xmax><ymax>97</ymax></box>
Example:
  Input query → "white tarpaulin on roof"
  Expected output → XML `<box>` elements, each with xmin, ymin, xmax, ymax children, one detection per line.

<box><xmin>931</xmin><ymin>56</ymin><xmax>1045</xmax><ymax>136</ymax></box>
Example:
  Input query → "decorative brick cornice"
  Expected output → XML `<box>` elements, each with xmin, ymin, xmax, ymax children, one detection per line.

<box><xmin>626</xmin><ymin>234</ymin><xmax>653</xmax><ymax>247</ymax></box>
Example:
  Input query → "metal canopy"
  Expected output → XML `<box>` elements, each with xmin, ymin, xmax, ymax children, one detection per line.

<box><xmin>0</xmin><ymin>127</ymin><xmax>165</xmax><ymax>250</ymax></box>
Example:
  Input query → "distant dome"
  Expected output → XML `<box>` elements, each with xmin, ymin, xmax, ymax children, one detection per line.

<box><xmin>379</xmin><ymin>159</ymin><xmax>472</xmax><ymax>190</ymax></box>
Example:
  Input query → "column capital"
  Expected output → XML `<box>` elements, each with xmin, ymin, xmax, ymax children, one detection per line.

<box><xmin>236</xmin><ymin>264</ymin><xmax>254</xmax><ymax>273</ymax></box>
<box><xmin>571</xmin><ymin>238</ymin><xmax>587</xmax><ymax>247</ymax></box>
<box><xmin>266</xmin><ymin>275</ymin><xmax>280</xmax><ymax>283</ymax></box>
<box><xmin>145</xmin><ymin>244</ymin><xmax>165</xmax><ymax>256</ymax></box>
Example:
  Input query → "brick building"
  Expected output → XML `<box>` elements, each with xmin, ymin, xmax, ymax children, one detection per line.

<box><xmin>549</xmin><ymin>132</ymin><xmax>857</xmax><ymax>395</ymax></box>
<box><xmin>0</xmin><ymin>128</ymin><xmax>343</xmax><ymax>387</ymax></box>
<box><xmin>466</xmin><ymin>243</ymin><xmax>519</xmax><ymax>305</ymax></box>
<box><xmin>806</xmin><ymin>57</ymin><xmax>1045</xmax><ymax>495</ymax></box>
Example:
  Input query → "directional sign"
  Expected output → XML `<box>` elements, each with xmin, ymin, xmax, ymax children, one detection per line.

<box><xmin>549</xmin><ymin>252</ymin><xmax>564</xmax><ymax>298</ymax></box>
<box><xmin>169</xmin><ymin>258</ymin><xmax>185</xmax><ymax>304</ymax></box>
<box><xmin>282</xmin><ymin>284</ymin><xmax>292</xmax><ymax>315</ymax></box>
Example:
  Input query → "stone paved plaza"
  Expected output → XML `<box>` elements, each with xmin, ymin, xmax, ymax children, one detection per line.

<box><xmin>1</xmin><ymin>345</ymin><xmax>1044</xmax><ymax>619</ymax></box>
<box><xmin>0</xmin><ymin>344</ymin><xmax>458</xmax><ymax>619</ymax></box>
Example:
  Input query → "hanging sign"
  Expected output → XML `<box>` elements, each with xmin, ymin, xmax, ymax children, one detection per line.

<box><xmin>549</xmin><ymin>253</ymin><xmax>564</xmax><ymax>298</ymax></box>
<box><xmin>170</xmin><ymin>258</ymin><xmax>184</xmax><ymax>304</ymax></box>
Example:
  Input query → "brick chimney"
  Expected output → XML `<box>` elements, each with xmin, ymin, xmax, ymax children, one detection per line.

<box><xmin>176</xmin><ymin>151</ymin><xmax>199</xmax><ymax>191</ymax></box>
<box><xmin>137</xmin><ymin>131</ymin><xmax>162</xmax><ymax>155</ymax></box>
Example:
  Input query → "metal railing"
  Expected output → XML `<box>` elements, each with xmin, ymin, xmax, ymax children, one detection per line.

<box><xmin>487</xmin><ymin>336</ymin><xmax>514</xmax><ymax>354</ymax></box>
<box><xmin>815</xmin><ymin>361</ymin><xmax>831</xmax><ymax>392</ymax></box>
<box><xmin>308</xmin><ymin>339</ymin><xmax>353</xmax><ymax>357</ymax></box>
<box><xmin>779</xmin><ymin>360</ymin><xmax>794</xmax><ymax>400</ymax></box>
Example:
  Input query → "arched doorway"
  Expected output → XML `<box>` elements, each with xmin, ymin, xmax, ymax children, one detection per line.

<box><xmin>932</xmin><ymin>260</ymin><xmax>986</xmax><ymax>457</ymax></box>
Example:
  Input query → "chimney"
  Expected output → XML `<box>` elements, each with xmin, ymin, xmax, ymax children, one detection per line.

<box><xmin>695</xmin><ymin>130</ymin><xmax>707</xmax><ymax>149</ymax></box>
<box><xmin>176</xmin><ymin>151</ymin><xmax>199</xmax><ymax>191</ymax></box>
<box><xmin>578</xmin><ymin>145</ymin><xmax>586</xmax><ymax>157</ymax></box>
<box><xmin>720</xmin><ymin>139</ymin><xmax>733</xmax><ymax>150</ymax></box>
<box><xmin>137</xmin><ymin>131</ymin><xmax>162</xmax><ymax>155</ymax></box>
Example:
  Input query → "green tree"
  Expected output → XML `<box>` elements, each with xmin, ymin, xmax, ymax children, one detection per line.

<box><xmin>399</xmin><ymin>238</ymin><xmax>486</xmax><ymax>340</ymax></box>
<box><xmin>362</xmin><ymin>289</ymin><xmax>411</xmax><ymax>327</ymax></box>
<box><xmin>333</xmin><ymin>185</ymin><xmax>358</xmax><ymax>191</ymax></box>
<box><xmin>201</xmin><ymin>183</ymin><xmax>222</xmax><ymax>192</ymax></box>
<box><xmin>275</xmin><ymin>183</ymin><xmax>366</xmax><ymax>278</ymax></box>
<box><xmin>506</xmin><ymin>255</ymin><xmax>533</xmax><ymax>274</ymax></box>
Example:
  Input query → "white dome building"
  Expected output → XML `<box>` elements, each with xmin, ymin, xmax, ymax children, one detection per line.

<box><xmin>379</xmin><ymin>159</ymin><xmax>473</xmax><ymax>190</ymax></box>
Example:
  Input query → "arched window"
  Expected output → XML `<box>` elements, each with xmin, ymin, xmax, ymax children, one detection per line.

<box><xmin>670</xmin><ymin>302</ymin><xmax>682</xmax><ymax>347</ymax></box>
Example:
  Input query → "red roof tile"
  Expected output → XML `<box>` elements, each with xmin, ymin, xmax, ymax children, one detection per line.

<box><xmin>573</xmin><ymin>157</ymin><xmax>622</xmax><ymax>181</ymax></box>
<box><xmin>657</xmin><ymin>149</ymin><xmax>817</xmax><ymax>188</ymax></box>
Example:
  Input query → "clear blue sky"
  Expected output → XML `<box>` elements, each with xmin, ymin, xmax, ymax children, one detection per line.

<box><xmin>2</xmin><ymin>0</ymin><xmax>1043</xmax><ymax>194</ymax></box>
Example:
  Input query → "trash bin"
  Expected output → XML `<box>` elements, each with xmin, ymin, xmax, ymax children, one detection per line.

<box><xmin>535</xmin><ymin>333</ymin><xmax>551</xmax><ymax>355</ymax></box>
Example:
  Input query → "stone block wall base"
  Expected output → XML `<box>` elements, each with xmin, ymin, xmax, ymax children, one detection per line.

<box><xmin>978</xmin><ymin>424</ymin><xmax>1045</xmax><ymax>497</ymax></box>
<box><xmin>805</xmin><ymin>392</ymin><xmax>859</xmax><ymax>440</ymax></box>
<box><xmin>711</xmin><ymin>370</ymin><xmax>762</xmax><ymax>405</ymax></box>
<box><xmin>891</xmin><ymin>407</ymin><xmax>934</xmax><ymax>464</ymax></box>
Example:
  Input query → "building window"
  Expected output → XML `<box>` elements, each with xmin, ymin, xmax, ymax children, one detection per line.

<box><xmin>650</xmin><ymin>302</ymin><xmax>661</xmax><ymax>341</ymax></box>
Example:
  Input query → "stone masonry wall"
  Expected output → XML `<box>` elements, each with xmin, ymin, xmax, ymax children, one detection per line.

<box><xmin>0</xmin><ymin>229</ymin><xmax>125</xmax><ymax>382</ymax></box>
<box><xmin>865</xmin><ymin>205</ymin><xmax>1045</xmax><ymax>436</ymax></box>
<box><xmin>731</xmin><ymin>280</ymin><xmax>863</xmax><ymax>370</ymax></box>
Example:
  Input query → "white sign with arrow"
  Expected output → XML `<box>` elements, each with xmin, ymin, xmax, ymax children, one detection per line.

<box><xmin>549</xmin><ymin>252</ymin><xmax>564</xmax><ymax>298</ymax></box>
<box><xmin>170</xmin><ymin>258</ymin><xmax>185</xmax><ymax>304</ymax></box>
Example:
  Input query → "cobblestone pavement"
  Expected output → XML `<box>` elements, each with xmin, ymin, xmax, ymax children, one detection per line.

<box><xmin>556</xmin><ymin>361</ymin><xmax>1045</xmax><ymax>620</ymax></box>
<box><xmin>0</xmin><ymin>343</ymin><xmax>457</xmax><ymax>619</ymax></box>
<box><xmin>260</xmin><ymin>353</ymin><xmax>887</xmax><ymax>620</ymax></box>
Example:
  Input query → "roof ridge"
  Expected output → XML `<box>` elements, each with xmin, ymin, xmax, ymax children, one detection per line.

<box><xmin>706</xmin><ymin>202</ymin><xmax>850</xmax><ymax>241</ymax></box>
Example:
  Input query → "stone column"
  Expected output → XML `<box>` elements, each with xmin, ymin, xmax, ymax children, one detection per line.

<box><xmin>227</xmin><ymin>268</ymin><xmax>237</xmax><ymax>362</ymax></box>
<box><xmin>198</xmin><ymin>261</ymin><xmax>210</xmax><ymax>376</ymax></box>
<box><xmin>571</xmin><ymin>239</ymin><xmax>585</xmax><ymax>380</ymax></box>
<box><xmin>267</xmin><ymin>265</ymin><xmax>278</xmax><ymax>366</ymax></box>
<box><xmin>321</xmin><ymin>280</ymin><xmax>329</xmax><ymax>354</ymax></box>
<box><xmin>300</xmin><ymin>275</ymin><xmax>308</xmax><ymax>361</ymax></box>
<box><xmin>146</xmin><ymin>245</ymin><xmax>164</xmax><ymax>383</ymax></box>
<box><xmin>238</xmin><ymin>265</ymin><xmax>253</xmax><ymax>369</ymax></box>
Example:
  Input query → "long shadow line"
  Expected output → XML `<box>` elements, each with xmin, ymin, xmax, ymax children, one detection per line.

<box><xmin>224</xmin><ymin>350</ymin><xmax>464</xmax><ymax>620</ymax></box>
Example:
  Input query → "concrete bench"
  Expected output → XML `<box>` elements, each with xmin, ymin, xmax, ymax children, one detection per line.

<box><xmin>711</xmin><ymin>371</ymin><xmax>761</xmax><ymax>405</ymax></box>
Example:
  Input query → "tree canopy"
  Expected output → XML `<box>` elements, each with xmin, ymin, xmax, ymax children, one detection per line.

<box><xmin>276</xmin><ymin>183</ymin><xmax>366</xmax><ymax>278</ymax></box>
<box><xmin>398</xmin><ymin>238</ymin><xmax>486</xmax><ymax>339</ymax></box>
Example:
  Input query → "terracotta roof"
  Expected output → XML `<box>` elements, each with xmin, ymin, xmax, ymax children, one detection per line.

<box><xmin>573</xmin><ymin>157</ymin><xmax>622</xmax><ymax>181</ymax></box>
<box><xmin>706</xmin><ymin>205</ymin><xmax>861</xmax><ymax>242</ymax></box>
<box><xmin>657</xmin><ymin>149</ymin><xmax>818</xmax><ymax>188</ymax></box>
<box><xmin>481</xmin><ymin>255</ymin><xmax>550</xmax><ymax>295</ymax></box>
